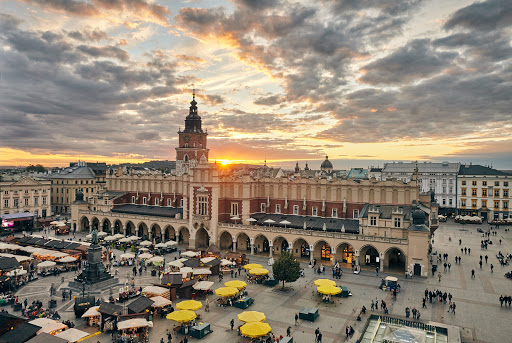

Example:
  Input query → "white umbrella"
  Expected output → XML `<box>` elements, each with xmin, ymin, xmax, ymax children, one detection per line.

<box><xmin>165</xmin><ymin>240</ymin><xmax>177</xmax><ymax>246</ymax></box>
<box><xmin>140</xmin><ymin>240</ymin><xmax>152</xmax><ymax>246</ymax></box>
<box><xmin>56</xmin><ymin>222</ymin><xmax>66</xmax><ymax>227</ymax></box>
<box><xmin>247</xmin><ymin>218</ymin><xmax>257</xmax><ymax>225</ymax></box>
<box><xmin>138</xmin><ymin>247</ymin><xmax>150</xmax><ymax>252</ymax></box>
<box><xmin>38</xmin><ymin>261</ymin><xmax>56</xmax><ymax>268</ymax></box>
<box><xmin>58</xmin><ymin>256</ymin><xmax>77</xmax><ymax>263</ymax></box>
<box><xmin>97</xmin><ymin>232</ymin><xmax>108</xmax><ymax>237</ymax></box>
<box><xmin>155</xmin><ymin>243</ymin><xmax>167</xmax><ymax>248</ymax></box>
<box><xmin>220</xmin><ymin>259</ymin><xmax>233</xmax><ymax>266</ymax></box>
<box><xmin>193</xmin><ymin>268</ymin><xmax>212</xmax><ymax>275</ymax></box>
<box><xmin>113</xmin><ymin>233</ymin><xmax>125</xmax><ymax>239</ymax></box>
<box><xmin>129</xmin><ymin>236</ymin><xmax>140</xmax><ymax>241</ymax></box>
<box><xmin>119</xmin><ymin>237</ymin><xmax>131</xmax><ymax>243</ymax></box>
<box><xmin>149</xmin><ymin>256</ymin><xmax>164</xmax><ymax>263</ymax></box>
<box><xmin>181</xmin><ymin>251</ymin><xmax>199</xmax><ymax>258</ymax></box>
<box><xmin>168</xmin><ymin>260</ymin><xmax>184</xmax><ymax>268</ymax></box>
<box><xmin>303</xmin><ymin>222</ymin><xmax>307</xmax><ymax>230</ymax></box>
<box><xmin>138</xmin><ymin>253</ymin><xmax>153</xmax><ymax>259</ymax></box>
<box><xmin>120</xmin><ymin>253</ymin><xmax>135</xmax><ymax>259</ymax></box>
<box><xmin>323</xmin><ymin>223</ymin><xmax>327</xmax><ymax>231</ymax></box>
<box><xmin>86</xmin><ymin>234</ymin><xmax>92</xmax><ymax>239</ymax></box>
<box><xmin>104</xmin><ymin>236</ymin><xmax>116</xmax><ymax>241</ymax></box>
<box><xmin>230</xmin><ymin>216</ymin><xmax>241</xmax><ymax>220</ymax></box>
<box><xmin>280</xmin><ymin>220</ymin><xmax>291</xmax><ymax>228</ymax></box>
<box><xmin>264</xmin><ymin>219</ymin><xmax>275</xmax><ymax>226</ymax></box>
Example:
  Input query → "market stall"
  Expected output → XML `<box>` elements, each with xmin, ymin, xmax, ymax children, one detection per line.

<box><xmin>98</xmin><ymin>302</ymin><xmax>123</xmax><ymax>332</ymax></box>
<box><xmin>29</xmin><ymin>318</ymin><xmax>68</xmax><ymax>335</ymax></box>
<box><xmin>142</xmin><ymin>286</ymin><xmax>170</xmax><ymax>300</ymax></box>
<box><xmin>117</xmin><ymin>318</ymin><xmax>152</xmax><ymax>343</ymax></box>
<box><xmin>127</xmin><ymin>296</ymin><xmax>155</xmax><ymax>314</ymax></box>
<box><xmin>166</xmin><ymin>310</ymin><xmax>197</xmax><ymax>335</ymax></box>
<box><xmin>37</xmin><ymin>261</ymin><xmax>56</xmax><ymax>276</ymax></box>
<box><xmin>240</xmin><ymin>322</ymin><xmax>272</xmax><ymax>339</ymax></box>
<box><xmin>150</xmin><ymin>296</ymin><xmax>172</xmax><ymax>316</ymax></box>
<box><xmin>81</xmin><ymin>305</ymin><xmax>100</xmax><ymax>327</ymax></box>
<box><xmin>54</xmin><ymin>328</ymin><xmax>89</xmax><ymax>343</ymax></box>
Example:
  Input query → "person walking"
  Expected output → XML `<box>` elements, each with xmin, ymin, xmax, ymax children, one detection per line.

<box><xmin>295</xmin><ymin>313</ymin><xmax>299</xmax><ymax>325</ymax></box>
<box><xmin>491</xmin><ymin>264</ymin><xmax>494</xmax><ymax>273</ymax></box>
<box><xmin>485</xmin><ymin>255</ymin><xmax>488</xmax><ymax>263</ymax></box>
<box><xmin>468</xmin><ymin>248</ymin><xmax>471</xmax><ymax>255</ymax></box>
<box><xmin>287</xmin><ymin>326</ymin><xmax>291</xmax><ymax>337</ymax></box>
<box><xmin>316</xmin><ymin>327</ymin><xmax>321</xmax><ymax>342</ymax></box>
<box><xmin>452</xmin><ymin>302</ymin><xmax>456</xmax><ymax>314</ymax></box>
<box><xmin>230</xmin><ymin>319</ymin><xmax>234</xmax><ymax>330</ymax></box>
<box><xmin>471</xmin><ymin>269</ymin><xmax>475</xmax><ymax>278</ymax></box>
<box><xmin>438</xmin><ymin>273</ymin><xmax>442</xmax><ymax>282</ymax></box>
<box><xmin>448</xmin><ymin>263</ymin><xmax>451</xmax><ymax>271</ymax></box>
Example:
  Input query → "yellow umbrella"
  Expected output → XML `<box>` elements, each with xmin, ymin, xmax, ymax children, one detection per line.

<box><xmin>249</xmin><ymin>268</ymin><xmax>269</xmax><ymax>276</ymax></box>
<box><xmin>314</xmin><ymin>279</ymin><xmax>337</xmax><ymax>287</ymax></box>
<box><xmin>225</xmin><ymin>280</ymin><xmax>247</xmax><ymax>290</ymax></box>
<box><xmin>166</xmin><ymin>310</ymin><xmax>196</xmax><ymax>323</ymax></box>
<box><xmin>244</xmin><ymin>263</ymin><xmax>263</xmax><ymax>270</ymax></box>
<box><xmin>317</xmin><ymin>285</ymin><xmax>341</xmax><ymax>295</ymax></box>
<box><xmin>237</xmin><ymin>311</ymin><xmax>266</xmax><ymax>323</ymax></box>
<box><xmin>240</xmin><ymin>322</ymin><xmax>272</xmax><ymax>338</ymax></box>
<box><xmin>176</xmin><ymin>300</ymin><xmax>202</xmax><ymax>311</ymax></box>
<box><xmin>215</xmin><ymin>287</ymin><xmax>239</xmax><ymax>297</ymax></box>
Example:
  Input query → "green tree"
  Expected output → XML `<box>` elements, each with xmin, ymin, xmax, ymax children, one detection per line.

<box><xmin>272</xmin><ymin>251</ymin><xmax>301</xmax><ymax>290</ymax></box>
<box><xmin>26</xmin><ymin>164</ymin><xmax>46</xmax><ymax>173</ymax></box>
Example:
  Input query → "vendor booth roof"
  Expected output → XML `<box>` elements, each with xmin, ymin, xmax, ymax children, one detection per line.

<box><xmin>142</xmin><ymin>286</ymin><xmax>168</xmax><ymax>295</ymax></box>
<box><xmin>0</xmin><ymin>257</ymin><xmax>20</xmax><ymax>271</ymax></box>
<box><xmin>81</xmin><ymin>306</ymin><xmax>100</xmax><ymax>318</ymax></box>
<box><xmin>37</xmin><ymin>261</ymin><xmax>56</xmax><ymax>268</ymax></box>
<box><xmin>203</xmin><ymin>258</ymin><xmax>221</xmax><ymax>268</ymax></box>
<box><xmin>150</xmin><ymin>296</ymin><xmax>172</xmax><ymax>308</ymax></box>
<box><xmin>26</xmin><ymin>333</ymin><xmax>67</xmax><ymax>343</ymax></box>
<box><xmin>54</xmin><ymin>328</ymin><xmax>89</xmax><ymax>342</ymax></box>
<box><xmin>181</xmin><ymin>251</ymin><xmax>200</xmax><ymax>258</ymax></box>
<box><xmin>49</xmin><ymin>252</ymin><xmax>68</xmax><ymax>258</ymax></box>
<box><xmin>205</xmin><ymin>244</ymin><xmax>220</xmax><ymax>254</ymax></box>
<box><xmin>0</xmin><ymin>322</ymin><xmax>40</xmax><ymax>343</ymax></box>
<box><xmin>0</xmin><ymin>243</ymin><xmax>20</xmax><ymax>250</ymax></box>
<box><xmin>98</xmin><ymin>302</ymin><xmax>123</xmax><ymax>316</ymax></box>
<box><xmin>117</xmin><ymin>318</ymin><xmax>150</xmax><ymax>331</ymax></box>
<box><xmin>127</xmin><ymin>297</ymin><xmax>154</xmax><ymax>313</ymax></box>
<box><xmin>193</xmin><ymin>268</ymin><xmax>212</xmax><ymax>275</ymax></box>
<box><xmin>167</xmin><ymin>260</ymin><xmax>184</xmax><ymax>268</ymax></box>
<box><xmin>180</xmin><ymin>279</ymin><xmax>197</xmax><ymax>289</ymax></box>
<box><xmin>28</xmin><ymin>318</ymin><xmax>67</xmax><ymax>335</ymax></box>
<box><xmin>200</xmin><ymin>257</ymin><xmax>216</xmax><ymax>263</ymax></box>
<box><xmin>43</xmin><ymin>241</ymin><xmax>60</xmax><ymax>249</ymax></box>
<box><xmin>160</xmin><ymin>274</ymin><xmax>182</xmax><ymax>286</ymax></box>
<box><xmin>193</xmin><ymin>281</ymin><xmax>214</xmax><ymax>291</ymax></box>
<box><xmin>182</xmin><ymin>259</ymin><xmax>200</xmax><ymax>268</ymax></box>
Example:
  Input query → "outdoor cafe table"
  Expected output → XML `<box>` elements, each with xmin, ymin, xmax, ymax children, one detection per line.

<box><xmin>190</xmin><ymin>323</ymin><xmax>212</xmax><ymax>339</ymax></box>
<box><xmin>299</xmin><ymin>307</ymin><xmax>319</xmax><ymax>322</ymax></box>
<box><xmin>233</xmin><ymin>296</ymin><xmax>254</xmax><ymax>309</ymax></box>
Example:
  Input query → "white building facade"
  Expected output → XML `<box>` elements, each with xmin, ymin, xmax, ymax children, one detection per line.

<box><xmin>0</xmin><ymin>175</ymin><xmax>52</xmax><ymax>218</ymax></box>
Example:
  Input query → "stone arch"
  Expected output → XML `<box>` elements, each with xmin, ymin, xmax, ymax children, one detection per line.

<box><xmin>164</xmin><ymin>225</ymin><xmax>176</xmax><ymax>241</ymax></box>
<box><xmin>334</xmin><ymin>242</ymin><xmax>355</xmax><ymax>266</ymax></box>
<box><xmin>384</xmin><ymin>247</ymin><xmax>406</xmax><ymax>272</ymax></box>
<box><xmin>313</xmin><ymin>240</ymin><xmax>332</xmax><ymax>261</ymax></box>
<box><xmin>292</xmin><ymin>237</ymin><xmax>311</xmax><ymax>259</ymax></box>
<box><xmin>178</xmin><ymin>226</ymin><xmax>190</xmax><ymax>245</ymax></box>
<box><xmin>236</xmin><ymin>232</ymin><xmax>251</xmax><ymax>252</ymax></box>
<box><xmin>102</xmin><ymin>218</ymin><xmax>111</xmax><ymax>233</ymax></box>
<box><xmin>113</xmin><ymin>220</ymin><xmax>123</xmax><ymax>235</ymax></box>
<box><xmin>125</xmin><ymin>221</ymin><xmax>135</xmax><ymax>236</ymax></box>
<box><xmin>195</xmin><ymin>228</ymin><xmax>209</xmax><ymax>248</ymax></box>
<box><xmin>273</xmin><ymin>236</ymin><xmax>289</xmax><ymax>255</ymax></box>
<box><xmin>151</xmin><ymin>223</ymin><xmax>162</xmax><ymax>242</ymax></box>
<box><xmin>218</xmin><ymin>231</ymin><xmax>233</xmax><ymax>250</ymax></box>
<box><xmin>91</xmin><ymin>217</ymin><xmax>100</xmax><ymax>232</ymax></box>
<box><xmin>392</xmin><ymin>189</ymin><xmax>398</xmax><ymax>203</ymax></box>
<box><xmin>254</xmin><ymin>234</ymin><xmax>270</xmax><ymax>254</ymax></box>
<box><xmin>137</xmin><ymin>222</ymin><xmax>149</xmax><ymax>239</ymax></box>
<box><xmin>79</xmin><ymin>216</ymin><xmax>90</xmax><ymax>233</ymax></box>
<box><xmin>359</xmin><ymin>244</ymin><xmax>380</xmax><ymax>266</ymax></box>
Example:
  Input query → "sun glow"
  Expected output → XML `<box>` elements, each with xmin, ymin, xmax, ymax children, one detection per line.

<box><xmin>218</xmin><ymin>159</ymin><xmax>232</xmax><ymax>166</ymax></box>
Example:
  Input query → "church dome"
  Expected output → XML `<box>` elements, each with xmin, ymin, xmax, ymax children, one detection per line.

<box><xmin>321</xmin><ymin>156</ymin><xmax>333</xmax><ymax>170</ymax></box>
<box><xmin>412</xmin><ymin>209</ymin><xmax>426</xmax><ymax>224</ymax></box>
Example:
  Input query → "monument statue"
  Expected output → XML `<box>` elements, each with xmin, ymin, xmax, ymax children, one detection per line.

<box><xmin>91</xmin><ymin>228</ymin><xmax>99</xmax><ymax>245</ymax></box>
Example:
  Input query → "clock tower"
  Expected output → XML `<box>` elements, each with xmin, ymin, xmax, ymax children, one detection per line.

<box><xmin>176</xmin><ymin>90</ymin><xmax>209</xmax><ymax>175</ymax></box>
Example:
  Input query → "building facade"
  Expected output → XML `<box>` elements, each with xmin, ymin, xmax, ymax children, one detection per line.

<box><xmin>382</xmin><ymin>162</ymin><xmax>460</xmax><ymax>213</ymax></box>
<box><xmin>457</xmin><ymin>164</ymin><xmax>511</xmax><ymax>220</ymax></box>
<box><xmin>0</xmin><ymin>175</ymin><xmax>51</xmax><ymax>218</ymax></box>
<box><xmin>72</xmin><ymin>94</ymin><xmax>432</xmax><ymax>276</ymax></box>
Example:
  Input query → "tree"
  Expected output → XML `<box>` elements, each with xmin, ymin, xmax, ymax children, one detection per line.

<box><xmin>26</xmin><ymin>164</ymin><xmax>46</xmax><ymax>173</ymax></box>
<box><xmin>272</xmin><ymin>251</ymin><xmax>301</xmax><ymax>290</ymax></box>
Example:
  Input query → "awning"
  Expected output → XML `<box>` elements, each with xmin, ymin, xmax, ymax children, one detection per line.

<box><xmin>117</xmin><ymin>318</ymin><xmax>151</xmax><ymax>330</ymax></box>
<box><xmin>54</xmin><ymin>328</ymin><xmax>89</xmax><ymax>342</ymax></box>
<box><xmin>29</xmin><ymin>318</ymin><xmax>67</xmax><ymax>335</ymax></box>
<box><xmin>193</xmin><ymin>281</ymin><xmax>214</xmax><ymax>291</ymax></box>
<box><xmin>150</xmin><ymin>296</ymin><xmax>172</xmax><ymax>308</ymax></box>
<box><xmin>81</xmin><ymin>306</ymin><xmax>100</xmax><ymax>318</ymax></box>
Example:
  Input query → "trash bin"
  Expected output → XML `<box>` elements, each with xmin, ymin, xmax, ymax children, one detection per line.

<box><xmin>49</xmin><ymin>299</ymin><xmax>57</xmax><ymax>308</ymax></box>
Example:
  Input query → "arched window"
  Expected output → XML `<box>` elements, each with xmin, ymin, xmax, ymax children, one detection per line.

<box><xmin>321</xmin><ymin>243</ymin><xmax>331</xmax><ymax>260</ymax></box>
<box><xmin>184</xmin><ymin>155</ymin><xmax>189</xmax><ymax>162</ymax></box>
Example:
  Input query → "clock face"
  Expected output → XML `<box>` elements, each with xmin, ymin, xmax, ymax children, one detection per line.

<box><xmin>183</xmin><ymin>135</ymin><xmax>190</xmax><ymax>142</ymax></box>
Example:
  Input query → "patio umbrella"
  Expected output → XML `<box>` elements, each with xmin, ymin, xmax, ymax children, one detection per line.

<box><xmin>140</xmin><ymin>240</ymin><xmax>152</xmax><ymax>246</ymax></box>
<box><xmin>165</xmin><ymin>240</ymin><xmax>178</xmax><ymax>246</ymax></box>
<box><xmin>119</xmin><ymin>237</ymin><xmax>131</xmax><ymax>243</ymax></box>
<box><xmin>120</xmin><ymin>253</ymin><xmax>135</xmax><ymax>259</ymax></box>
<box><xmin>237</xmin><ymin>311</ymin><xmax>266</xmax><ymax>323</ymax></box>
<box><xmin>280</xmin><ymin>220</ymin><xmax>291</xmax><ymax>228</ymax></box>
<box><xmin>249</xmin><ymin>268</ymin><xmax>269</xmax><ymax>276</ymax></box>
<box><xmin>303</xmin><ymin>222</ymin><xmax>307</xmax><ymax>230</ymax></box>
<box><xmin>176</xmin><ymin>300</ymin><xmax>202</xmax><ymax>311</ymax></box>
<box><xmin>317</xmin><ymin>285</ymin><xmax>341</xmax><ymax>295</ymax></box>
<box><xmin>322</xmin><ymin>223</ymin><xmax>327</xmax><ymax>231</ymax></box>
<box><xmin>247</xmin><ymin>218</ymin><xmax>257</xmax><ymax>225</ymax></box>
<box><xmin>225</xmin><ymin>280</ymin><xmax>247</xmax><ymax>290</ymax></box>
<box><xmin>138</xmin><ymin>247</ymin><xmax>150</xmax><ymax>252</ymax></box>
<box><xmin>58</xmin><ymin>256</ymin><xmax>77</xmax><ymax>263</ymax></box>
<box><xmin>263</xmin><ymin>219</ymin><xmax>275</xmax><ymax>226</ymax></box>
<box><xmin>243</xmin><ymin>263</ymin><xmax>263</xmax><ymax>270</ymax></box>
<box><xmin>148</xmin><ymin>256</ymin><xmax>164</xmax><ymax>263</ymax></box>
<box><xmin>104</xmin><ymin>236</ymin><xmax>116</xmax><ymax>241</ymax></box>
<box><xmin>230</xmin><ymin>216</ymin><xmax>241</xmax><ymax>224</ymax></box>
<box><xmin>314</xmin><ymin>279</ymin><xmax>336</xmax><ymax>287</ymax></box>
<box><xmin>97</xmin><ymin>232</ymin><xmax>108</xmax><ymax>237</ymax></box>
<box><xmin>86</xmin><ymin>234</ymin><xmax>92</xmax><ymax>239</ymax></box>
<box><xmin>215</xmin><ymin>287</ymin><xmax>239</xmax><ymax>297</ymax></box>
<box><xmin>155</xmin><ymin>243</ymin><xmax>167</xmax><ymax>248</ymax></box>
<box><xmin>113</xmin><ymin>233</ymin><xmax>125</xmax><ymax>239</ymax></box>
<box><xmin>128</xmin><ymin>236</ymin><xmax>140</xmax><ymax>241</ymax></box>
<box><xmin>138</xmin><ymin>253</ymin><xmax>153</xmax><ymax>259</ymax></box>
<box><xmin>166</xmin><ymin>310</ymin><xmax>196</xmax><ymax>323</ymax></box>
<box><xmin>240</xmin><ymin>322</ymin><xmax>272</xmax><ymax>338</ymax></box>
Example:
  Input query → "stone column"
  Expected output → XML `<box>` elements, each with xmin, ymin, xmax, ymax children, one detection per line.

<box><xmin>232</xmin><ymin>238</ymin><xmax>237</xmax><ymax>252</ymax></box>
<box><xmin>99</xmin><ymin>223</ymin><xmax>103</xmax><ymax>233</ymax></box>
<box><xmin>149</xmin><ymin>231</ymin><xmax>153</xmax><ymax>241</ymax></box>
<box><xmin>331</xmin><ymin>247</ymin><xmax>336</xmax><ymax>266</ymax></box>
<box><xmin>379</xmin><ymin>252</ymin><xmax>384</xmax><ymax>271</ymax></box>
<box><xmin>355</xmin><ymin>250</ymin><xmax>360</xmax><ymax>267</ymax></box>
<box><xmin>250</xmin><ymin>243</ymin><xmax>255</xmax><ymax>255</ymax></box>
<box><xmin>310</xmin><ymin>246</ymin><xmax>314</xmax><ymax>263</ymax></box>
<box><xmin>269</xmin><ymin>243</ymin><xmax>273</xmax><ymax>258</ymax></box>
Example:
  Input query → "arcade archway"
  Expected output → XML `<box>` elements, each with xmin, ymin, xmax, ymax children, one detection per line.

<box><xmin>335</xmin><ymin>243</ymin><xmax>355</xmax><ymax>266</ymax></box>
<box><xmin>254</xmin><ymin>234</ymin><xmax>270</xmax><ymax>254</ymax></box>
<box><xmin>178</xmin><ymin>227</ymin><xmax>190</xmax><ymax>245</ymax></box>
<box><xmin>360</xmin><ymin>245</ymin><xmax>379</xmax><ymax>266</ymax></box>
<box><xmin>195</xmin><ymin>227</ymin><xmax>209</xmax><ymax>248</ymax></box>
<box><xmin>236</xmin><ymin>233</ymin><xmax>250</xmax><ymax>252</ymax></box>
<box><xmin>219</xmin><ymin>231</ymin><xmax>233</xmax><ymax>250</ymax></box>
<box><xmin>113</xmin><ymin>220</ymin><xmax>122</xmax><ymax>235</ymax></box>
<box><xmin>385</xmin><ymin>247</ymin><xmax>406</xmax><ymax>272</ymax></box>
<box><xmin>313</xmin><ymin>240</ymin><xmax>332</xmax><ymax>261</ymax></box>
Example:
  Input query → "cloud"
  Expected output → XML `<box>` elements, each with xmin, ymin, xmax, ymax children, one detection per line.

<box><xmin>77</xmin><ymin>45</ymin><xmax>130</xmax><ymax>61</ymax></box>
<box><xmin>68</xmin><ymin>28</ymin><xmax>108</xmax><ymax>41</ymax></box>
<box><xmin>443</xmin><ymin>0</ymin><xmax>512</xmax><ymax>32</ymax></box>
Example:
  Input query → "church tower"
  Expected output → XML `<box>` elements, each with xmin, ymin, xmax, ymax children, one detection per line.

<box><xmin>175</xmin><ymin>90</ymin><xmax>209</xmax><ymax>175</ymax></box>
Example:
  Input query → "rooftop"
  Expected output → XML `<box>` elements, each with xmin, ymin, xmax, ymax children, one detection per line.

<box><xmin>111</xmin><ymin>204</ymin><xmax>183</xmax><ymax>218</ymax></box>
<box><xmin>250</xmin><ymin>213</ymin><xmax>359</xmax><ymax>233</ymax></box>
<box><xmin>458</xmin><ymin>164</ymin><xmax>508</xmax><ymax>176</ymax></box>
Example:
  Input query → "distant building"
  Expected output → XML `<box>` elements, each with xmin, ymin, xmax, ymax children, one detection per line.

<box><xmin>382</xmin><ymin>161</ymin><xmax>459</xmax><ymax>213</ymax></box>
<box><xmin>368</xmin><ymin>167</ymin><xmax>382</xmax><ymax>181</ymax></box>
<box><xmin>457</xmin><ymin>164</ymin><xmax>510</xmax><ymax>220</ymax></box>
<box><xmin>0</xmin><ymin>175</ymin><xmax>51</xmax><ymax>218</ymax></box>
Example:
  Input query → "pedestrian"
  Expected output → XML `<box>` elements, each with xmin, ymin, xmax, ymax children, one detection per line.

<box><xmin>491</xmin><ymin>264</ymin><xmax>494</xmax><ymax>273</ymax></box>
<box><xmin>417</xmin><ymin>310</ymin><xmax>421</xmax><ymax>320</ymax></box>
<box><xmin>371</xmin><ymin>300</ymin><xmax>375</xmax><ymax>311</ymax></box>
<box><xmin>422</xmin><ymin>298</ymin><xmax>426</xmax><ymax>308</ymax></box>
<box><xmin>376</xmin><ymin>266</ymin><xmax>379</xmax><ymax>276</ymax></box>
<box><xmin>161</xmin><ymin>338</ymin><xmax>165</xmax><ymax>343</ymax></box>
<box><xmin>230</xmin><ymin>319</ymin><xmax>234</xmax><ymax>330</ymax></box>
<box><xmin>316</xmin><ymin>327</ymin><xmax>321</xmax><ymax>341</ymax></box>
<box><xmin>295</xmin><ymin>313</ymin><xmax>299</xmax><ymax>325</ymax></box>
<box><xmin>448</xmin><ymin>263</ymin><xmax>451</xmax><ymax>271</ymax></box>
<box><xmin>479</xmin><ymin>260</ymin><xmax>482</xmax><ymax>268</ymax></box>
<box><xmin>317</xmin><ymin>332</ymin><xmax>322</xmax><ymax>343</ymax></box>
<box><xmin>471</xmin><ymin>269</ymin><xmax>475</xmax><ymax>278</ymax></box>
<box><xmin>438</xmin><ymin>273</ymin><xmax>442</xmax><ymax>282</ymax></box>
<box><xmin>287</xmin><ymin>326</ymin><xmax>291</xmax><ymax>337</ymax></box>
<box><xmin>485</xmin><ymin>255</ymin><xmax>488</xmax><ymax>263</ymax></box>
<box><xmin>468</xmin><ymin>248</ymin><xmax>471</xmax><ymax>255</ymax></box>
<box><xmin>452</xmin><ymin>302</ymin><xmax>456</xmax><ymax>314</ymax></box>
<box><xmin>464</xmin><ymin>247</ymin><xmax>467</xmax><ymax>254</ymax></box>
<box><xmin>23</xmin><ymin>298</ymin><xmax>28</xmax><ymax>309</ymax></box>
<box><xmin>183</xmin><ymin>336</ymin><xmax>188</xmax><ymax>343</ymax></box>
<box><xmin>500</xmin><ymin>296</ymin><xmax>504</xmax><ymax>307</ymax></box>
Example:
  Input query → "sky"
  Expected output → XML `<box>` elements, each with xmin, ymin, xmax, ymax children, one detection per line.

<box><xmin>0</xmin><ymin>0</ymin><xmax>511</xmax><ymax>169</ymax></box>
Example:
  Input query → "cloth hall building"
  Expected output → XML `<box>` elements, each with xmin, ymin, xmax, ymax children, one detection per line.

<box><xmin>71</xmin><ymin>94</ymin><xmax>435</xmax><ymax>277</ymax></box>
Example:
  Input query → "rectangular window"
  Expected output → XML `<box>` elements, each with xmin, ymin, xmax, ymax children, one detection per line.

<box><xmin>353</xmin><ymin>209</ymin><xmax>359</xmax><ymax>218</ymax></box>
<box><xmin>167</xmin><ymin>199</ymin><xmax>172</xmax><ymax>207</ymax></box>
<box><xmin>504</xmin><ymin>201</ymin><xmax>508</xmax><ymax>209</ymax></box>
<box><xmin>449</xmin><ymin>179</ymin><xmax>453</xmax><ymax>185</ymax></box>
<box><xmin>482</xmin><ymin>200</ymin><xmax>486</xmax><ymax>208</ymax></box>
<box><xmin>231</xmin><ymin>203</ymin><xmax>239</xmax><ymax>216</ymax></box>
<box><xmin>494</xmin><ymin>201</ymin><xmax>499</xmax><ymax>209</ymax></box>
<box><xmin>34</xmin><ymin>190</ymin><xmax>38</xmax><ymax>194</ymax></box>
<box><xmin>442</xmin><ymin>187</ymin><xmax>446</xmax><ymax>193</ymax></box>
<box><xmin>495</xmin><ymin>189</ymin><xmax>500</xmax><ymax>197</ymax></box>
<box><xmin>260</xmin><ymin>203</ymin><xmax>266</xmax><ymax>213</ymax></box>
<box><xmin>332</xmin><ymin>208</ymin><xmax>338</xmax><ymax>218</ymax></box>
<box><xmin>25</xmin><ymin>190</ymin><xmax>29</xmax><ymax>194</ymax></box>
<box><xmin>442</xmin><ymin>199</ymin><xmax>446</xmax><ymax>205</ymax></box>
<box><xmin>504</xmin><ymin>190</ymin><xmax>509</xmax><ymax>197</ymax></box>
<box><xmin>142</xmin><ymin>197</ymin><xmax>147</xmax><ymax>205</ymax></box>
<box><xmin>14</xmin><ymin>190</ymin><xmax>18</xmax><ymax>195</ymax></box>
<box><xmin>461</xmin><ymin>188</ymin><xmax>466</xmax><ymax>195</ymax></box>
<box><xmin>394</xmin><ymin>217</ymin><xmax>401</xmax><ymax>228</ymax></box>
<box><xmin>66</xmin><ymin>189</ymin><xmax>69</xmax><ymax>194</ymax></box>
<box><xmin>472</xmin><ymin>181</ymin><xmax>477</xmax><ymax>186</ymax></box>
<box><xmin>293</xmin><ymin>205</ymin><xmax>299</xmax><ymax>215</ymax></box>
<box><xmin>472</xmin><ymin>189</ymin><xmax>477</xmax><ymax>196</ymax></box>
<box><xmin>197</xmin><ymin>196</ymin><xmax>208</xmax><ymax>215</ymax></box>
<box><xmin>42</xmin><ymin>197</ymin><xmax>47</xmax><ymax>205</ymax></box>
<box><xmin>3</xmin><ymin>191</ymin><xmax>8</xmax><ymax>195</ymax></box>
<box><xmin>56</xmin><ymin>188</ymin><xmax>59</xmax><ymax>194</ymax></box>
<box><xmin>131</xmin><ymin>196</ymin><xmax>135</xmax><ymax>204</ymax></box>
<box><xmin>275</xmin><ymin>204</ymin><xmax>281</xmax><ymax>213</ymax></box>
<box><xmin>312</xmin><ymin>207</ymin><xmax>318</xmax><ymax>216</ymax></box>
<box><xmin>449</xmin><ymin>187</ymin><xmax>453</xmax><ymax>193</ymax></box>
<box><xmin>504</xmin><ymin>182</ymin><xmax>508</xmax><ymax>187</ymax></box>
<box><xmin>370</xmin><ymin>216</ymin><xmax>377</xmax><ymax>226</ymax></box>
<box><xmin>482</xmin><ymin>189</ymin><xmax>487</xmax><ymax>196</ymax></box>
<box><xmin>24</xmin><ymin>198</ymin><xmax>29</xmax><ymax>206</ymax></box>
<box><xmin>449</xmin><ymin>198</ymin><xmax>453</xmax><ymax>205</ymax></box>
<box><xmin>495</xmin><ymin>181</ymin><xmax>500</xmax><ymax>186</ymax></box>
<box><xmin>442</xmin><ymin>179</ymin><xmax>446</xmax><ymax>184</ymax></box>
<box><xmin>180</xmin><ymin>199</ymin><xmax>184</xmax><ymax>207</ymax></box>
<box><xmin>461</xmin><ymin>199</ymin><xmax>466</xmax><ymax>207</ymax></box>
<box><xmin>462</xmin><ymin>181</ymin><xmax>466</xmax><ymax>185</ymax></box>
<box><xmin>472</xmin><ymin>200</ymin><xmax>477</xmax><ymax>208</ymax></box>
<box><xmin>34</xmin><ymin>197</ymin><xmax>38</xmax><ymax>205</ymax></box>
<box><xmin>4</xmin><ymin>200</ymin><xmax>8</xmax><ymax>207</ymax></box>
<box><xmin>155</xmin><ymin>198</ymin><xmax>159</xmax><ymax>206</ymax></box>
<box><xmin>483</xmin><ymin>181</ymin><xmax>487</xmax><ymax>186</ymax></box>
<box><xmin>14</xmin><ymin>199</ymin><xmax>19</xmax><ymax>207</ymax></box>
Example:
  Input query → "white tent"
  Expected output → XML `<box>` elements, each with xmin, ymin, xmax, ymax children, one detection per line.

<box><xmin>193</xmin><ymin>268</ymin><xmax>212</xmax><ymax>275</ymax></box>
<box><xmin>221</xmin><ymin>259</ymin><xmax>234</xmax><ymax>266</ymax></box>
<box><xmin>155</xmin><ymin>243</ymin><xmax>167</xmax><ymax>248</ymax></box>
<box><xmin>120</xmin><ymin>253</ymin><xmax>135</xmax><ymax>259</ymax></box>
<box><xmin>50</xmin><ymin>252</ymin><xmax>69</xmax><ymax>259</ymax></box>
<box><xmin>81</xmin><ymin>306</ymin><xmax>100</xmax><ymax>318</ymax></box>
<box><xmin>29</xmin><ymin>318</ymin><xmax>68</xmax><ymax>335</ymax></box>
<box><xmin>140</xmin><ymin>240</ymin><xmax>152</xmax><ymax>247</ymax></box>
<box><xmin>150</xmin><ymin>296</ymin><xmax>172</xmax><ymax>308</ymax></box>
<box><xmin>37</xmin><ymin>261</ymin><xmax>56</xmax><ymax>268</ymax></box>
<box><xmin>168</xmin><ymin>260</ymin><xmax>184</xmax><ymax>268</ymax></box>
<box><xmin>142</xmin><ymin>286</ymin><xmax>168</xmax><ymax>296</ymax></box>
<box><xmin>7</xmin><ymin>269</ymin><xmax>27</xmax><ymax>277</ymax></box>
<box><xmin>138</xmin><ymin>253</ymin><xmax>153</xmax><ymax>259</ymax></box>
<box><xmin>165</xmin><ymin>240</ymin><xmax>178</xmax><ymax>246</ymax></box>
<box><xmin>55</xmin><ymin>328</ymin><xmax>89</xmax><ymax>342</ymax></box>
<box><xmin>97</xmin><ymin>232</ymin><xmax>108</xmax><ymax>237</ymax></box>
<box><xmin>180</xmin><ymin>267</ymin><xmax>194</xmax><ymax>274</ymax></box>
<box><xmin>117</xmin><ymin>318</ymin><xmax>151</xmax><ymax>331</ymax></box>
<box><xmin>193</xmin><ymin>281</ymin><xmax>214</xmax><ymax>290</ymax></box>
<box><xmin>200</xmin><ymin>256</ymin><xmax>216</xmax><ymax>263</ymax></box>
<box><xmin>181</xmin><ymin>251</ymin><xmax>199</xmax><ymax>258</ymax></box>
<box><xmin>149</xmin><ymin>256</ymin><xmax>164</xmax><ymax>263</ymax></box>
<box><xmin>58</xmin><ymin>256</ymin><xmax>77</xmax><ymax>263</ymax></box>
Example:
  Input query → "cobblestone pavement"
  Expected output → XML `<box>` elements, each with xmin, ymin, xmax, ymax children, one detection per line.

<box><xmin>12</xmin><ymin>221</ymin><xmax>512</xmax><ymax>343</ymax></box>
